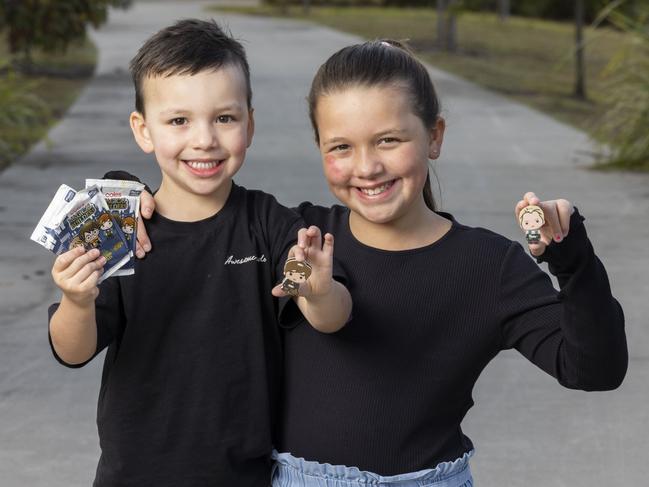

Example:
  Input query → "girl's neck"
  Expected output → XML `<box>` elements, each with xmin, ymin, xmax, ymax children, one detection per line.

<box><xmin>154</xmin><ymin>180</ymin><xmax>232</xmax><ymax>222</ymax></box>
<box><xmin>349</xmin><ymin>203</ymin><xmax>452</xmax><ymax>251</ymax></box>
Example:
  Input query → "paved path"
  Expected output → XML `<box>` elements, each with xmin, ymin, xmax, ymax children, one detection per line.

<box><xmin>1</xmin><ymin>1</ymin><xmax>647</xmax><ymax>485</ymax></box>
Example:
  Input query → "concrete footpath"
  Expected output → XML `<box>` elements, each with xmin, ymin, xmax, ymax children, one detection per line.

<box><xmin>0</xmin><ymin>1</ymin><xmax>647</xmax><ymax>485</ymax></box>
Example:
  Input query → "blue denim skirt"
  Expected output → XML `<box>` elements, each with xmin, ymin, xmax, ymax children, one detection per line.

<box><xmin>271</xmin><ymin>450</ymin><xmax>474</xmax><ymax>487</ymax></box>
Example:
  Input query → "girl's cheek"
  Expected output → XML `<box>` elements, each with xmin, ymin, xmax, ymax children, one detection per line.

<box><xmin>323</xmin><ymin>154</ymin><xmax>348</xmax><ymax>185</ymax></box>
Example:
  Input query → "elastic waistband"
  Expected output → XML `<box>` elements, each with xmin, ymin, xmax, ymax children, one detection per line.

<box><xmin>272</xmin><ymin>450</ymin><xmax>474</xmax><ymax>486</ymax></box>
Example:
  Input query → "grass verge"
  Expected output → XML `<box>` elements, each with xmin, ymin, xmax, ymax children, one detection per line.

<box><xmin>0</xmin><ymin>35</ymin><xmax>97</xmax><ymax>172</ymax></box>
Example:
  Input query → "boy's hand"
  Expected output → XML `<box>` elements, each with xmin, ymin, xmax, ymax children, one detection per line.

<box><xmin>515</xmin><ymin>192</ymin><xmax>574</xmax><ymax>257</ymax></box>
<box><xmin>272</xmin><ymin>226</ymin><xmax>334</xmax><ymax>298</ymax></box>
<box><xmin>135</xmin><ymin>190</ymin><xmax>155</xmax><ymax>258</ymax></box>
<box><xmin>52</xmin><ymin>247</ymin><xmax>105</xmax><ymax>306</ymax></box>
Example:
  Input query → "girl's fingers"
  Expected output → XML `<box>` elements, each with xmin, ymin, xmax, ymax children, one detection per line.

<box><xmin>540</xmin><ymin>202</ymin><xmax>564</xmax><ymax>243</ymax></box>
<box><xmin>529</xmin><ymin>239</ymin><xmax>547</xmax><ymax>257</ymax></box>
<box><xmin>322</xmin><ymin>233</ymin><xmax>334</xmax><ymax>257</ymax></box>
<box><xmin>297</xmin><ymin>228</ymin><xmax>309</xmax><ymax>249</ymax></box>
<box><xmin>271</xmin><ymin>283</ymin><xmax>288</xmax><ymax>298</ymax></box>
<box><xmin>523</xmin><ymin>192</ymin><xmax>540</xmax><ymax>206</ymax></box>
<box><xmin>306</xmin><ymin>226</ymin><xmax>322</xmax><ymax>251</ymax></box>
<box><xmin>556</xmin><ymin>199</ymin><xmax>573</xmax><ymax>237</ymax></box>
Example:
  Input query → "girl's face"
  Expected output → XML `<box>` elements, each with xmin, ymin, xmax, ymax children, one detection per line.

<box><xmin>315</xmin><ymin>84</ymin><xmax>443</xmax><ymax>227</ymax></box>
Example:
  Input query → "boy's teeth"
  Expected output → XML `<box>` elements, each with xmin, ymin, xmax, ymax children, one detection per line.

<box><xmin>360</xmin><ymin>182</ymin><xmax>391</xmax><ymax>196</ymax></box>
<box><xmin>187</xmin><ymin>161</ymin><xmax>218</xmax><ymax>169</ymax></box>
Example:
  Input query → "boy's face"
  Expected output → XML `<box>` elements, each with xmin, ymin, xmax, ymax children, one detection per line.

<box><xmin>130</xmin><ymin>66</ymin><xmax>254</xmax><ymax>205</ymax></box>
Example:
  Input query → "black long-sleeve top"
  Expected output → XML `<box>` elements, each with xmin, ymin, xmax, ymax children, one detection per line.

<box><xmin>278</xmin><ymin>205</ymin><xmax>627</xmax><ymax>476</ymax></box>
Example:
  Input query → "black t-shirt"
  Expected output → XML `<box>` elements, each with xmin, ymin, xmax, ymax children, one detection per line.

<box><xmin>49</xmin><ymin>184</ymin><xmax>302</xmax><ymax>487</ymax></box>
<box><xmin>278</xmin><ymin>204</ymin><xmax>627</xmax><ymax>476</ymax></box>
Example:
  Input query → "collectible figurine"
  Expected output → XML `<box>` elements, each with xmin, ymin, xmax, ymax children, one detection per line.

<box><xmin>518</xmin><ymin>205</ymin><xmax>545</xmax><ymax>244</ymax></box>
<box><xmin>280</xmin><ymin>257</ymin><xmax>312</xmax><ymax>297</ymax></box>
<box><xmin>98</xmin><ymin>213</ymin><xmax>115</xmax><ymax>239</ymax></box>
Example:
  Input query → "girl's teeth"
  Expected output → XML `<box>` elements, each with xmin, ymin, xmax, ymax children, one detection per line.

<box><xmin>361</xmin><ymin>182</ymin><xmax>391</xmax><ymax>196</ymax></box>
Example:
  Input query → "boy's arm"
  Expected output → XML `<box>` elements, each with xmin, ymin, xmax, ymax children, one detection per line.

<box><xmin>273</xmin><ymin>226</ymin><xmax>352</xmax><ymax>333</ymax></box>
<box><xmin>49</xmin><ymin>247</ymin><xmax>104</xmax><ymax>364</ymax></box>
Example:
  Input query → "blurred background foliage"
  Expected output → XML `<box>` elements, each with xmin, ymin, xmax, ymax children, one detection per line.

<box><xmin>0</xmin><ymin>0</ymin><xmax>132</xmax><ymax>170</ymax></box>
<box><xmin>234</xmin><ymin>0</ymin><xmax>649</xmax><ymax>170</ymax></box>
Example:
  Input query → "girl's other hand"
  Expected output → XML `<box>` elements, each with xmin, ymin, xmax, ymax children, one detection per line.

<box><xmin>135</xmin><ymin>190</ymin><xmax>155</xmax><ymax>258</ymax></box>
<box><xmin>515</xmin><ymin>192</ymin><xmax>574</xmax><ymax>257</ymax></box>
<box><xmin>51</xmin><ymin>247</ymin><xmax>106</xmax><ymax>306</ymax></box>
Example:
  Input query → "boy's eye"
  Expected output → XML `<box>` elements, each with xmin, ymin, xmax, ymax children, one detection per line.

<box><xmin>331</xmin><ymin>144</ymin><xmax>350</xmax><ymax>152</ymax></box>
<box><xmin>169</xmin><ymin>117</ymin><xmax>187</xmax><ymax>126</ymax></box>
<box><xmin>217</xmin><ymin>115</ymin><xmax>234</xmax><ymax>123</ymax></box>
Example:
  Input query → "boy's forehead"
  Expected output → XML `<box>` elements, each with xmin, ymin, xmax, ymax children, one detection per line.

<box><xmin>141</xmin><ymin>64</ymin><xmax>249</xmax><ymax>107</ymax></box>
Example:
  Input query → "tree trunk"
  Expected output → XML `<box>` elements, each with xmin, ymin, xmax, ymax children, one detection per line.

<box><xmin>498</xmin><ymin>0</ymin><xmax>510</xmax><ymax>21</ymax></box>
<box><xmin>574</xmin><ymin>0</ymin><xmax>587</xmax><ymax>99</ymax></box>
<box><xmin>437</xmin><ymin>0</ymin><xmax>447</xmax><ymax>50</ymax></box>
<box><xmin>303</xmin><ymin>0</ymin><xmax>310</xmax><ymax>15</ymax></box>
<box><xmin>445</xmin><ymin>0</ymin><xmax>458</xmax><ymax>52</ymax></box>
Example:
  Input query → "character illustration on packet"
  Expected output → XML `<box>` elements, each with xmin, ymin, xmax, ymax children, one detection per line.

<box><xmin>31</xmin><ymin>180</ymin><xmax>144</xmax><ymax>282</ymax></box>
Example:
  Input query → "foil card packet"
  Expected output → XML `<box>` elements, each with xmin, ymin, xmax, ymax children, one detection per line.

<box><xmin>85</xmin><ymin>178</ymin><xmax>145</xmax><ymax>276</ymax></box>
<box><xmin>31</xmin><ymin>185</ymin><xmax>131</xmax><ymax>282</ymax></box>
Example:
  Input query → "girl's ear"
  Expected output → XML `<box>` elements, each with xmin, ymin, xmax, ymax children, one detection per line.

<box><xmin>428</xmin><ymin>116</ymin><xmax>446</xmax><ymax>160</ymax></box>
<box><xmin>130</xmin><ymin>111</ymin><xmax>154</xmax><ymax>154</ymax></box>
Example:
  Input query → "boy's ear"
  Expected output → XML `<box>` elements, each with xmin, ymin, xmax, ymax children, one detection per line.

<box><xmin>130</xmin><ymin>111</ymin><xmax>154</xmax><ymax>154</ymax></box>
<box><xmin>246</xmin><ymin>108</ymin><xmax>255</xmax><ymax>148</ymax></box>
<box><xmin>428</xmin><ymin>116</ymin><xmax>446</xmax><ymax>160</ymax></box>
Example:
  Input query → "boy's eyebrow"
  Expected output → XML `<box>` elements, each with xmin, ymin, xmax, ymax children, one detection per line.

<box><xmin>159</xmin><ymin>103</ymin><xmax>246</xmax><ymax>117</ymax></box>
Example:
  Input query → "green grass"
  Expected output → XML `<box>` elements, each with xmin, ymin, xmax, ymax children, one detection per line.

<box><xmin>211</xmin><ymin>5</ymin><xmax>646</xmax><ymax>168</ymax></box>
<box><xmin>0</xmin><ymin>34</ymin><xmax>97</xmax><ymax>172</ymax></box>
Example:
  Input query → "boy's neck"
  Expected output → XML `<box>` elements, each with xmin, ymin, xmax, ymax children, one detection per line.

<box><xmin>154</xmin><ymin>180</ymin><xmax>233</xmax><ymax>222</ymax></box>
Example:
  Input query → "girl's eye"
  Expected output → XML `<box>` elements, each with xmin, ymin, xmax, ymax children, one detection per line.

<box><xmin>217</xmin><ymin>115</ymin><xmax>234</xmax><ymax>123</ymax></box>
<box><xmin>378</xmin><ymin>137</ymin><xmax>398</xmax><ymax>145</ymax></box>
<box><xmin>170</xmin><ymin>117</ymin><xmax>187</xmax><ymax>126</ymax></box>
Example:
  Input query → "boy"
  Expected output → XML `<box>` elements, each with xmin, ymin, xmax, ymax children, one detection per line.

<box><xmin>49</xmin><ymin>19</ymin><xmax>351</xmax><ymax>486</ymax></box>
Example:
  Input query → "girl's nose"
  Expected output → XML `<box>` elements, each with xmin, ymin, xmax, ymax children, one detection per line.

<box><xmin>354</xmin><ymin>148</ymin><xmax>384</xmax><ymax>178</ymax></box>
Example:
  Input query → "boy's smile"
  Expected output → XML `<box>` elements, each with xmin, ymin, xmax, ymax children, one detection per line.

<box><xmin>130</xmin><ymin>66</ymin><xmax>254</xmax><ymax>221</ymax></box>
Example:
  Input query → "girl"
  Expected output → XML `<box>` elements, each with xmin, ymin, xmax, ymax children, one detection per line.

<box><xmin>270</xmin><ymin>40</ymin><xmax>627</xmax><ymax>486</ymax></box>
<box><xmin>131</xmin><ymin>39</ymin><xmax>627</xmax><ymax>486</ymax></box>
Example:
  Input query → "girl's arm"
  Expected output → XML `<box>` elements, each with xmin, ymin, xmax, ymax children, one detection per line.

<box><xmin>501</xmin><ymin>194</ymin><xmax>627</xmax><ymax>391</ymax></box>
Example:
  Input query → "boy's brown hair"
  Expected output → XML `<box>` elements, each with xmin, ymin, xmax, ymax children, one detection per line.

<box><xmin>129</xmin><ymin>18</ymin><xmax>252</xmax><ymax>114</ymax></box>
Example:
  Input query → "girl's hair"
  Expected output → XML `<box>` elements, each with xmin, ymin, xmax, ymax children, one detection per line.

<box><xmin>307</xmin><ymin>39</ymin><xmax>441</xmax><ymax>211</ymax></box>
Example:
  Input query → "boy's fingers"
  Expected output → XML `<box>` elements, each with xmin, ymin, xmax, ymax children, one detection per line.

<box><xmin>64</xmin><ymin>249</ymin><xmax>103</xmax><ymax>278</ymax></box>
<box><xmin>74</xmin><ymin>257</ymin><xmax>106</xmax><ymax>284</ymax></box>
<box><xmin>139</xmin><ymin>191</ymin><xmax>155</xmax><ymax>220</ymax></box>
<box><xmin>53</xmin><ymin>246</ymin><xmax>86</xmax><ymax>273</ymax></box>
<box><xmin>136</xmin><ymin>218</ymin><xmax>151</xmax><ymax>258</ymax></box>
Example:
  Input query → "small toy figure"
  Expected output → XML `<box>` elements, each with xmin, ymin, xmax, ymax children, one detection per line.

<box><xmin>121</xmin><ymin>216</ymin><xmax>136</xmax><ymax>242</ymax></box>
<box><xmin>80</xmin><ymin>221</ymin><xmax>101</xmax><ymax>249</ymax></box>
<box><xmin>518</xmin><ymin>205</ymin><xmax>545</xmax><ymax>244</ymax></box>
<box><xmin>280</xmin><ymin>257</ymin><xmax>313</xmax><ymax>297</ymax></box>
<box><xmin>98</xmin><ymin>213</ymin><xmax>115</xmax><ymax>239</ymax></box>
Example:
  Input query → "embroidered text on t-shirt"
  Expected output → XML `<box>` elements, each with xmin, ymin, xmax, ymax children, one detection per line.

<box><xmin>224</xmin><ymin>254</ymin><xmax>268</xmax><ymax>265</ymax></box>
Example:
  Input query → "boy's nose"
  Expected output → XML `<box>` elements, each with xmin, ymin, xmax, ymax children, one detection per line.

<box><xmin>191</xmin><ymin>123</ymin><xmax>218</xmax><ymax>150</ymax></box>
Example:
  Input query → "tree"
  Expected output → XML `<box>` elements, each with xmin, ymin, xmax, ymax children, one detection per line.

<box><xmin>2</xmin><ymin>0</ymin><xmax>132</xmax><ymax>64</ymax></box>
<box><xmin>436</xmin><ymin>0</ymin><xmax>459</xmax><ymax>52</ymax></box>
<box><xmin>575</xmin><ymin>0</ymin><xmax>587</xmax><ymax>99</ymax></box>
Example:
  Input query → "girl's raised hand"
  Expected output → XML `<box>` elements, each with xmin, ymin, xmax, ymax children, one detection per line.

<box><xmin>51</xmin><ymin>247</ymin><xmax>106</xmax><ymax>306</ymax></box>
<box><xmin>272</xmin><ymin>226</ymin><xmax>334</xmax><ymax>298</ymax></box>
<box><xmin>515</xmin><ymin>192</ymin><xmax>574</xmax><ymax>257</ymax></box>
